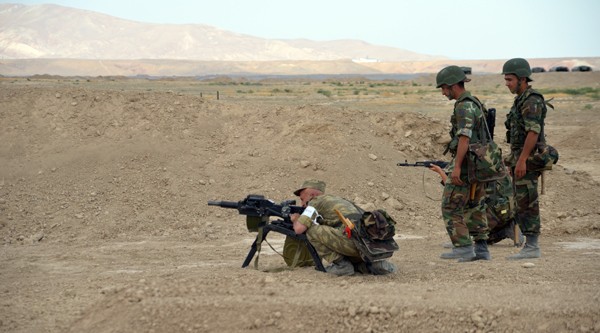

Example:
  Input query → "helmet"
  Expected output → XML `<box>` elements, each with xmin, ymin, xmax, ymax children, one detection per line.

<box><xmin>436</xmin><ymin>65</ymin><xmax>470</xmax><ymax>88</ymax></box>
<box><xmin>502</xmin><ymin>58</ymin><xmax>532</xmax><ymax>79</ymax></box>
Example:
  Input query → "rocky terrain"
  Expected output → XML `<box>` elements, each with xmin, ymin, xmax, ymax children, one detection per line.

<box><xmin>1</xmin><ymin>72</ymin><xmax>599</xmax><ymax>332</ymax></box>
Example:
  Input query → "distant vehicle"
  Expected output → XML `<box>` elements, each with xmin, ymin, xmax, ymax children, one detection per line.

<box><xmin>460</xmin><ymin>66</ymin><xmax>472</xmax><ymax>75</ymax></box>
<box><xmin>549</xmin><ymin>66</ymin><xmax>569</xmax><ymax>72</ymax></box>
<box><xmin>531</xmin><ymin>67</ymin><xmax>546</xmax><ymax>73</ymax></box>
<box><xmin>572</xmin><ymin>65</ymin><xmax>592</xmax><ymax>72</ymax></box>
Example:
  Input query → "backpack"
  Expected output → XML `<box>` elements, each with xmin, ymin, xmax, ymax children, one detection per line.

<box><xmin>352</xmin><ymin>209</ymin><xmax>399</xmax><ymax>262</ymax></box>
<box><xmin>485</xmin><ymin>175</ymin><xmax>515</xmax><ymax>229</ymax></box>
<box><xmin>526</xmin><ymin>143</ymin><xmax>559</xmax><ymax>171</ymax></box>
<box><xmin>463</xmin><ymin>97</ymin><xmax>507</xmax><ymax>183</ymax></box>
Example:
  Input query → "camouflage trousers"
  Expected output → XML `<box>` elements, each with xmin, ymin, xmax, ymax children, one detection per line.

<box><xmin>513</xmin><ymin>171</ymin><xmax>541</xmax><ymax>235</ymax></box>
<box><xmin>485</xmin><ymin>209</ymin><xmax>500</xmax><ymax>231</ymax></box>
<box><xmin>442</xmin><ymin>181</ymin><xmax>489</xmax><ymax>246</ymax></box>
<box><xmin>306</xmin><ymin>224</ymin><xmax>361</xmax><ymax>263</ymax></box>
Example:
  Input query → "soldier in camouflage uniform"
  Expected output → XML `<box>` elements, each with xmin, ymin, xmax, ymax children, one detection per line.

<box><xmin>290</xmin><ymin>179</ymin><xmax>396</xmax><ymax>276</ymax></box>
<box><xmin>435</xmin><ymin>65</ymin><xmax>490</xmax><ymax>262</ymax></box>
<box><xmin>430</xmin><ymin>164</ymin><xmax>520</xmax><ymax>245</ymax></box>
<box><xmin>502</xmin><ymin>58</ymin><xmax>547</xmax><ymax>259</ymax></box>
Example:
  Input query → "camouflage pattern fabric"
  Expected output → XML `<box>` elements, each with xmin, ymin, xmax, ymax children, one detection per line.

<box><xmin>361</xmin><ymin>209</ymin><xmax>396</xmax><ymax>240</ymax></box>
<box><xmin>446</xmin><ymin>92</ymin><xmax>484</xmax><ymax>166</ymax></box>
<box><xmin>306</xmin><ymin>224</ymin><xmax>362</xmax><ymax>263</ymax></box>
<box><xmin>483</xmin><ymin>174</ymin><xmax>515</xmax><ymax>232</ymax></box>
<box><xmin>297</xmin><ymin>195</ymin><xmax>363</xmax><ymax>263</ymax></box>
<box><xmin>504</xmin><ymin>86</ymin><xmax>546</xmax><ymax>166</ymax></box>
<box><xmin>442</xmin><ymin>182</ymin><xmax>489</xmax><ymax>246</ymax></box>
<box><xmin>505</xmin><ymin>86</ymin><xmax>546</xmax><ymax>236</ymax></box>
<box><xmin>466</xmin><ymin>140</ymin><xmax>506</xmax><ymax>183</ymax></box>
<box><xmin>526</xmin><ymin>143</ymin><xmax>559</xmax><ymax>171</ymax></box>
<box><xmin>513</xmin><ymin>171</ymin><xmax>541</xmax><ymax>235</ymax></box>
<box><xmin>442</xmin><ymin>91</ymin><xmax>489</xmax><ymax>247</ymax></box>
<box><xmin>354</xmin><ymin>209</ymin><xmax>399</xmax><ymax>262</ymax></box>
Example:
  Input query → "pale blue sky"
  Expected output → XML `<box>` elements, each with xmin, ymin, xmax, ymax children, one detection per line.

<box><xmin>3</xmin><ymin>0</ymin><xmax>599</xmax><ymax>59</ymax></box>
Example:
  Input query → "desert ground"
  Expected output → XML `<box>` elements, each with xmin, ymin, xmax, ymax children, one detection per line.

<box><xmin>1</xmin><ymin>71</ymin><xmax>600</xmax><ymax>333</ymax></box>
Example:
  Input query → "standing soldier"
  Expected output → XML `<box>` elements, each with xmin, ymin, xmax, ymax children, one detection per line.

<box><xmin>435</xmin><ymin>65</ymin><xmax>490</xmax><ymax>262</ymax></box>
<box><xmin>502</xmin><ymin>58</ymin><xmax>547</xmax><ymax>259</ymax></box>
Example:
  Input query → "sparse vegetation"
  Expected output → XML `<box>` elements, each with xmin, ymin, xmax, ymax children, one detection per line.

<box><xmin>317</xmin><ymin>89</ymin><xmax>332</xmax><ymax>97</ymax></box>
<box><xmin>540</xmin><ymin>87</ymin><xmax>600</xmax><ymax>99</ymax></box>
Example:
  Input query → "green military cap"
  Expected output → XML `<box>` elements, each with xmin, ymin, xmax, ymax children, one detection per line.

<box><xmin>293</xmin><ymin>179</ymin><xmax>326</xmax><ymax>196</ymax></box>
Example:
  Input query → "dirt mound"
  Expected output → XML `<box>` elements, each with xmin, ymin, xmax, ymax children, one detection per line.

<box><xmin>1</xmin><ymin>85</ymin><xmax>456</xmax><ymax>244</ymax></box>
<box><xmin>1</xmin><ymin>77</ymin><xmax>599</xmax><ymax>333</ymax></box>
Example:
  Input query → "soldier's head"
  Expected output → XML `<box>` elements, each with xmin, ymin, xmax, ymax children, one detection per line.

<box><xmin>502</xmin><ymin>58</ymin><xmax>532</xmax><ymax>95</ymax></box>
<box><xmin>293</xmin><ymin>179</ymin><xmax>325</xmax><ymax>207</ymax></box>
<box><xmin>436</xmin><ymin>65</ymin><xmax>470</xmax><ymax>101</ymax></box>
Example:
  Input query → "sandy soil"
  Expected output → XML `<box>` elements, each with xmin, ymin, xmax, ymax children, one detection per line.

<box><xmin>1</xmin><ymin>73</ymin><xmax>599</xmax><ymax>333</ymax></box>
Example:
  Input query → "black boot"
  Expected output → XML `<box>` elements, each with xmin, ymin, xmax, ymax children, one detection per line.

<box><xmin>507</xmin><ymin>234</ymin><xmax>541</xmax><ymax>260</ymax></box>
<box><xmin>473</xmin><ymin>240</ymin><xmax>491</xmax><ymax>261</ymax></box>
<box><xmin>440</xmin><ymin>245</ymin><xmax>475</xmax><ymax>262</ymax></box>
<box><xmin>325</xmin><ymin>257</ymin><xmax>355</xmax><ymax>276</ymax></box>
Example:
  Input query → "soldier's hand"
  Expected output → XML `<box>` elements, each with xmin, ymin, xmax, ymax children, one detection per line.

<box><xmin>429</xmin><ymin>165</ymin><xmax>448</xmax><ymax>185</ymax></box>
<box><xmin>515</xmin><ymin>159</ymin><xmax>527</xmax><ymax>179</ymax></box>
<box><xmin>451</xmin><ymin>168</ymin><xmax>464</xmax><ymax>186</ymax></box>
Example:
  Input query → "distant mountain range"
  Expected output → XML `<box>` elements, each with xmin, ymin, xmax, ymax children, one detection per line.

<box><xmin>1</xmin><ymin>3</ymin><xmax>597</xmax><ymax>77</ymax></box>
<box><xmin>0</xmin><ymin>3</ymin><xmax>440</xmax><ymax>62</ymax></box>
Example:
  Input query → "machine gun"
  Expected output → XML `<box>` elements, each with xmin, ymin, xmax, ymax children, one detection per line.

<box><xmin>208</xmin><ymin>194</ymin><xmax>304</xmax><ymax>232</ymax></box>
<box><xmin>397</xmin><ymin>160</ymin><xmax>449</xmax><ymax>168</ymax></box>
<box><xmin>208</xmin><ymin>194</ymin><xmax>325</xmax><ymax>272</ymax></box>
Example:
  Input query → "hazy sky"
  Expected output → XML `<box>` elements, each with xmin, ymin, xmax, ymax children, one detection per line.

<box><xmin>4</xmin><ymin>0</ymin><xmax>599</xmax><ymax>60</ymax></box>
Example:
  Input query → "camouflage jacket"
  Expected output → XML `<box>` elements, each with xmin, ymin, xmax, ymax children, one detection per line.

<box><xmin>297</xmin><ymin>195</ymin><xmax>361</xmax><ymax>230</ymax></box>
<box><xmin>504</xmin><ymin>86</ymin><xmax>547</xmax><ymax>166</ymax></box>
<box><xmin>446</xmin><ymin>91</ymin><xmax>486</xmax><ymax>176</ymax></box>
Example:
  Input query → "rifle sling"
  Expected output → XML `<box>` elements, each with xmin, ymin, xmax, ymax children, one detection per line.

<box><xmin>253</xmin><ymin>225</ymin><xmax>304</xmax><ymax>271</ymax></box>
<box><xmin>290</xmin><ymin>243</ymin><xmax>302</xmax><ymax>269</ymax></box>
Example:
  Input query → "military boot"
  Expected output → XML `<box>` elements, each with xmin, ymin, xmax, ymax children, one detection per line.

<box><xmin>368</xmin><ymin>260</ymin><xmax>397</xmax><ymax>275</ymax></box>
<box><xmin>472</xmin><ymin>240</ymin><xmax>491</xmax><ymax>261</ymax></box>
<box><xmin>507</xmin><ymin>234</ymin><xmax>541</xmax><ymax>260</ymax></box>
<box><xmin>440</xmin><ymin>245</ymin><xmax>475</xmax><ymax>262</ymax></box>
<box><xmin>325</xmin><ymin>257</ymin><xmax>355</xmax><ymax>276</ymax></box>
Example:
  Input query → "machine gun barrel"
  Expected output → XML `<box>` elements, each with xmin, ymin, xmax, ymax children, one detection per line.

<box><xmin>207</xmin><ymin>200</ymin><xmax>239</xmax><ymax>209</ymax></box>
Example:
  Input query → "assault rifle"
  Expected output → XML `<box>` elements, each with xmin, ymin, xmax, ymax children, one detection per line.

<box><xmin>208</xmin><ymin>194</ymin><xmax>325</xmax><ymax>271</ymax></box>
<box><xmin>397</xmin><ymin>160</ymin><xmax>449</xmax><ymax>168</ymax></box>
